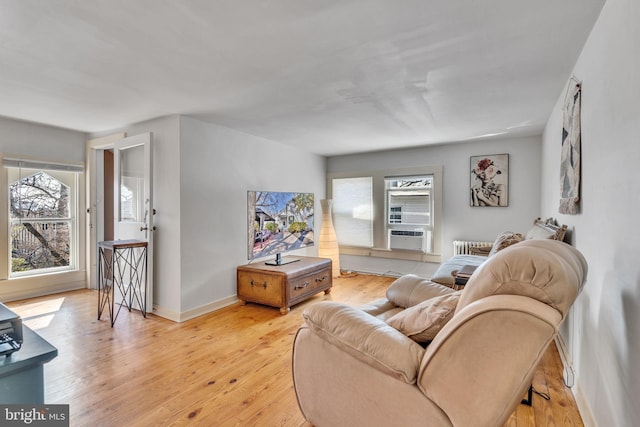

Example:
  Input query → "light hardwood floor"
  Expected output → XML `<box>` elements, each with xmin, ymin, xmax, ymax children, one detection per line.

<box><xmin>8</xmin><ymin>274</ymin><xmax>583</xmax><ymax>426</ymax></box>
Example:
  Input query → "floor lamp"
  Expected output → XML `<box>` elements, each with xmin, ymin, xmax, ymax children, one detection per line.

<box><xmin>318</xmin><ymin>199</ymin><xmax>341</xmax><ymax>277</ymax></box>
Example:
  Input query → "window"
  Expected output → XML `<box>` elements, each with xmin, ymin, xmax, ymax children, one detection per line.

<box><xmin>386</xmin><ymin>176</ymin><xmax>432</xmax><ymax>226</ymax></box>
<box><xmin>331</xmin><ymin>177</ymin><xmax>373</xmax><ymax>247</ymax></box>
<box><xmin>6</xmin><ymin>160</ymin><xmax>81</xmax><ymax>277</ymax></box>
<box><xmin>119</xmin><ymin>143</ymin><xmax>145</xmax><ymax>222</ymax></box>
<box><xmin>386</xmin><ymin>175</ymin><xmax>433</xmax><ymax>252</ymax></box>
<box><xmin>328</xmin><ymin>166</ymin><xmax>442</xmax><ymax>262</ymax></box>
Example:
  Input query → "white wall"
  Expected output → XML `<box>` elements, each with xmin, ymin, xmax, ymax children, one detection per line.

<box><xmin>541</xmin><ymin>1</ymin><xmax>639</xmax><ymax>425</ymax></box>
<box><xmin>92</xmin><ymin>115</ymin><xmax>326</xmax><ymax>320</ymax></box>
<box><xmin>0</xmin><ymin>116</ymin><xmax>86</xmax><ymax>162</ymax></box>
<box><xmin>0</xmin><ymin>116</ymin><xmax>87</xmax><ymax>301</ymax></box>
<box><xmin>327</xmin><ymin>135</ymin><xmax>541</xmax><ymax>275</ymax></box>
<box><xmin>178</xmin><ymin>116</ymin><xmax>326</xmax><ymax>316</ymax></box>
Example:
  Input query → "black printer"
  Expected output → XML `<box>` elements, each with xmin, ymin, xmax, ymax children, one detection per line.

<box><xmin>0</xmin><ymin>302</ymin><xmax>22</xmax><ymax>356</ymax></box>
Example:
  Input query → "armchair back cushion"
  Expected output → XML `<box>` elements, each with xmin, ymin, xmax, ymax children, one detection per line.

<box><xmin>455</xmin><ymin>239</ymin><xmax>587</xmax><ymax>319</ymax></box>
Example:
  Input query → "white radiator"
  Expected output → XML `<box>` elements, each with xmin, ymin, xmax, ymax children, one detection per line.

<box><xmin>452</xmin><ymin>240</ymin><xmax>493</xmax><ymax>255</ymax></box>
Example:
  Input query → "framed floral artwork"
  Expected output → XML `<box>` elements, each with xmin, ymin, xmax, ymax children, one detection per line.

<box><xmin>470</xmin><ymin>154</ymin><xmax>509</xmax><ymax>207</ymax></box>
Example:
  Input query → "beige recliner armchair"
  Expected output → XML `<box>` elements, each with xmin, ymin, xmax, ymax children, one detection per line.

<box><xmin>292</xmin><ymin>239</ymin><xmax>587</xmax><ymax>427</ymax></box>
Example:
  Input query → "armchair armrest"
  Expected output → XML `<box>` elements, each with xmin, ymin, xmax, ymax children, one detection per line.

<box><xmin>302</xmin><ymin>302</ymin><xmax>425</xmax><ymax>384</ymax></box>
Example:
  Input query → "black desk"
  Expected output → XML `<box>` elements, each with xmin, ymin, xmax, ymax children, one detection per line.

<box><xmin>0</xmin><ymin>326</ymin><xmax>58</xmax><ymax>404</ymax></box>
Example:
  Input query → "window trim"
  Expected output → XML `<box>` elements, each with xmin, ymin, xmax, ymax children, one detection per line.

<box><xmin>8</xmin><ymin>168</ymin><xmax>79</xmax><ymax>277</ymax></box>
<box><xmin>328</xmin><ymin>165</ymin><xmax>442</xmax><ymax>263</ymax></box>
<box><xmin>0</xmin><ymin>153</ymin><xmax>86</xmax><ymax>302</ymax></box>
<box><xmin>385</xmin><ymin>176</ymin><xmax>433</xmax><ymax>253</ymax></box>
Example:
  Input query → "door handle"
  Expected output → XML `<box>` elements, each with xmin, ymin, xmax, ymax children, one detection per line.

<box><xmin>140</xmin><ymin>226</ymin><xmax>157</xmax><ymax>232</ymax></box>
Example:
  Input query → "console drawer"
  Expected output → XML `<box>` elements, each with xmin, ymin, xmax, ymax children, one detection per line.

<box><xmin>289</xmin><ymin>268</ymin><xmax>331</xmax><ymax>302</ymax></box>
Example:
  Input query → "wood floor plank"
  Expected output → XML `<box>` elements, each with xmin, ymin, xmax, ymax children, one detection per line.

<box><xmin>7</xmin><ymin>274</ymin><xmax>582</xmax><ymax>426</ymax></box>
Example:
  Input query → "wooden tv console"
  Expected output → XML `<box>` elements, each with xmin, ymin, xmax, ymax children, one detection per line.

<box><xmin>237</xmin><ymin>256</ymin><xmax>332</xmax><ymax>314</ymax></box>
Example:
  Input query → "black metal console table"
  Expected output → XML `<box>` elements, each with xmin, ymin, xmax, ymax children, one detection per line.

<box><xmin>97</xmin><ymin>239</ymin><xmax>148</xmax><ymax>327</ymax></box>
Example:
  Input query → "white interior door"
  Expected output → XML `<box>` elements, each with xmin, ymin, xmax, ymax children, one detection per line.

<box><xmin>114</xmin><ymin>132</ymin><xmax>154</xmax><ymax>312</ymax></box>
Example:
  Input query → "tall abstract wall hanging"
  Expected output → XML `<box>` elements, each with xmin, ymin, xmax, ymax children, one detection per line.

<box><xmin>559</xmin><ymin>78</ymin><xmax>582</xmax><ymax>214</ymax></box>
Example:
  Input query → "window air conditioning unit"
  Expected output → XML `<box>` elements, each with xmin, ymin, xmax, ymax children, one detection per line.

<box><xmin>389</xmin><ymin>229</ymin><xmax>425</xmax><ymax>252</ymax></box>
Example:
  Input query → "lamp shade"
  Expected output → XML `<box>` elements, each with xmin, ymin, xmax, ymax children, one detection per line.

<box><xmin>318</xmin><ymin>199</ymin><xmax>341</xmax><ymax>277</ymax></box>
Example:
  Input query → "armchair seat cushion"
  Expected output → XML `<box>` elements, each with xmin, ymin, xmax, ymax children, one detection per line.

<box><xmin>386</xmin><ymin>274</ymin><xmax>456</xmax><ymax>308</ymax></box>
<box><xmin>359</xmin><ymin>298</ymin><xmax>403</xmax><ymax>321</ymax></box>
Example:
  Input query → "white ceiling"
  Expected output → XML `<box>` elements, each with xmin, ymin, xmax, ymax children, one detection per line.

<box><xmin>0</xmin><ymin>1</ymin><xmax>605</xmax><ymax>156</ymax></box>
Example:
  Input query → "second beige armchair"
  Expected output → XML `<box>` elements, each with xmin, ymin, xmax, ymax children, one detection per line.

<box><xmin>292</xmin><ymin>239</ymin><xmax>587</xmax><ymax>427</ymax></box>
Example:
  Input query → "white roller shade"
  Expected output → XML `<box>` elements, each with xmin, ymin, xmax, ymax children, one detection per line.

<box><xmin>332</xmin><ymin>177</ymin><xmax>373</xmax><ymax>247</ymax></box>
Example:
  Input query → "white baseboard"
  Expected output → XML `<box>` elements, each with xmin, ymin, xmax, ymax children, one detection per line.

<box><xmin>573</xmin><ymin>377</ymin><xmax>597</xmax><ymax>427</ymax></box>
<box><xmin>555</xmin><ymin>335</ymin><xmax>575</xmax><ymax>387</ymax></box>
<box><xmin>0</xmin><ymin>279</ymin><xmax>86</xmax><ymax>302</ymax></box>
<box><xmin>555</xmin><ymin>336</ymin><xmax>595</xmax><ymax>427</ymax></box>
<box><xmin>152</xmin><ymin>295</ymin><xmax>239</xmax><ymax>322</ymax></box>
<box><xmin>150</xmin><ymin>305</ymin><xmax>181</xmax><ymax>322</ymax></box>
<box><xmin>341</xmin><ymin>266</ymin><xmax>401</xmax><ymax>277</ymax></box>
<box><xmin>340</xmin><ymin>255</ymin><xmax>440</xmax><ymax>280</ymax></box>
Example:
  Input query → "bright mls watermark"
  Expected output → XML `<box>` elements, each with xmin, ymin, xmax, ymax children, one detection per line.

<box><xmin>0</xmin><ymin>405</ymin><xmax>69</xmax><ymax>426</ymax></box>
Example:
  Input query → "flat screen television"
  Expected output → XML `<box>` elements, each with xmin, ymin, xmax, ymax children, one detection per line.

<box><xmin>247</xmin><ymin>191</ymin><xmax>314</xmax><ymax>265</ymax></box>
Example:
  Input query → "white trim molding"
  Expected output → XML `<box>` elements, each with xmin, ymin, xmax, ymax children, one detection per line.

<box><xmin>152</xmin><ymin>295</ymin><xmax>240</xmax><ymax>323</ymax></box>
<box><xmin>555</xmin><ymin>335</ymin><xmax>595</xmax><ymax>427</ymax></box>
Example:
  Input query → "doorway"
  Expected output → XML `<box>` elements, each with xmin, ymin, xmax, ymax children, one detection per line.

<box><xmin>86</xmin><ymin>133</ymin><xmax>154</xmax><ymax>314</ymax></box>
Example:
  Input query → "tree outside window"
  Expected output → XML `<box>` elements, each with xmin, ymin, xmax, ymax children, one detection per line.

<box><xmin>9</xmin><ymin>171</ymin><xmax>72</xmax><ymax>273</ymax></box>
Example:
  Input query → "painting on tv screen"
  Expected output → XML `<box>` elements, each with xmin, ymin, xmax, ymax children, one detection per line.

<box><xmin>247</xmin><ymin>191</ymin><xmax>314</xmax><ymax>260</ymax></box>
